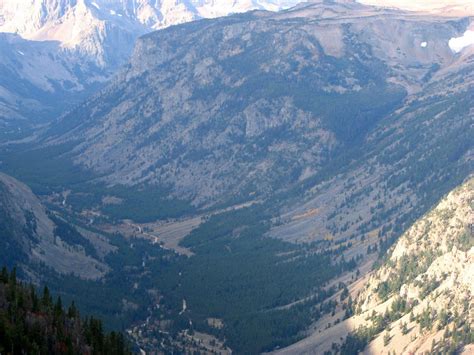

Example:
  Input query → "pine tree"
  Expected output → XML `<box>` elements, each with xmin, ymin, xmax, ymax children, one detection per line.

<box><xmin>444</xmin><ymin>326</ymin><xmax>450</xmax><ymax>339</ymax></box>
<box><xmin>0</xmin><ymin>266</ymin><xmax>130</xmax><ymax>354</ymax></box>
<box><xmin>54</xmin><ymin>296</ymin><xmax>63</xmax><ymax>317</ymax></box>
<box><xmin>29</xmin><ymin>285</ymin><xmax>39</xmax><ymax>312</ymax></box>
<box><xmin>9</xmin><ymin>268</ymin><xmax>16</xmax><ymax>286</ymax></box>
<box><xmin>68</xmin><ymin>301</ymin><xmax>78</xmax><ymax>319</ymax></box>
<box><xmin>0</xmin><ymin>266</ymin><xmax>8</xmax><ymax>282</ymax></box>
<box><xmin>42</xmin><ymin>286</ymin><xmax>52</xmax><ymax>309</ymax></box>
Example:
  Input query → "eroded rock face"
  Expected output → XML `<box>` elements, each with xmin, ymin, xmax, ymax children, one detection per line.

<box><xmin>359</xmin><ymin>178</ymin><xmax>473</xmax><ymax>305</ymax></box>
<box><xmin>0</xmin><ymin>33</ymin><xmax>111</xmax><ymax>129</ymax></box>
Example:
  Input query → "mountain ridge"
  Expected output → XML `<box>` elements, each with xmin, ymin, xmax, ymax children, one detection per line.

<box><xmin>0</xmin><ymin>0</ymin><xmax>302</xmax><ymax>137</ymax></box>
<box><xmin>31</xmin><ymin>1</ymin><xmax>472</xmax><ymax>217</ymax></box>
<box><xmin>0</xmin><ymin>0</ymin><xmax>302</xmax><ymax>67</ymax></box>
<box><xmin>0</xmin><ymin>1</ymin><xmax>473</xmax><ymax>353</ymax></box>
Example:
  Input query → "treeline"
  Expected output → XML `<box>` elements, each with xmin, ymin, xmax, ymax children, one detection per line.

<box><xmin>0</xmin><ymin>267</ymin><xmax>130</xmax><ymax>355</ymax></box>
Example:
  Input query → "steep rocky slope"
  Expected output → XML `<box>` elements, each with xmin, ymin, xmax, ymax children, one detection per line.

<box><xmin>1</xmin><ymin>0</ymin><xmax>148</xmax><ymax>68</ymax></box>
<box><xmin>1</xmin><ymin>1</ymin><xmax>472</xmax><ymax>132</ymax></box>
<box><xmin>353</xmin><ymin>177</ymin><xmax>474</xmax><ymax>354</ymax></box>
<box><xmin>0</xmin><ymin>172</ymin><xmax>111</xmax><ymax>280</ymax></box>
<box><xmin>275</xmin><ymin>177</ymin><xmax>473</xmax><ymax>354</ymax></box>
<box><xmin>0</xmin><ymin>2</ymin><xmax>472</xmax><ymax>352</ymax></box>
<box><xmin>268</xmin><ymin>30</ymin><xmax>474</xmax><ymax>245</ymax></box>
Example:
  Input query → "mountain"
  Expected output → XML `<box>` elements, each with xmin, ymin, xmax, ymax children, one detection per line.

<box><xmin>31</xmin><ymin>1</ymin><xmax>473</xmax><ymax>233</ymax></box>
<box><xmin>351</xmin><ymin>176</ymin><xmax>474</xmax><ymax>354</ymax></box>
<box><xmin>1</xmin><ymin>0</ymin><xmax>472</xmax><ymax>134</ymax></box>
<box><xmin>0</xmin><ymin>33</ymin><xmax>108</xmax><ymax>139</ymax></box>
<box><xmin>0</xmin><ymin>0</ymin><xmax>302</xmax><ymax>136</ymax></box>
<box><xmin>0</xmin><ymin>1</ymin><xmax>473</xmax><ymax>352</ymax></box>
<box><xmin>0</xmin><ymin>0</ymin><xmax>145</xmax><ymax>134</ymax></box>
<box><xmin>0</xmin><ymin>0</ymin><xmax>303</xmax><ymax>68</ymax></box>
<box><xmin>1</xmin><ymin>0</ymin><xmax>147</xmax><ymax>68</ymax></box>
<box><xmin>0</xmin><ymin>172</ymin><xmax>111</xmax><ymax>281</ymax></box>
<box><xmin>2</xmin><ymin>0</ymin><xmax>472</xmax><ymax>69</ymax></box>
<box><xmin>274</xmin><ymin>177</ymin><xmax>473</xmax><ymax>354</ymax></box>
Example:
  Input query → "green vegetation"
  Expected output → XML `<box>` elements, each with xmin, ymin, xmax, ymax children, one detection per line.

<box><xmin>50</xmin><ymin>214</ymin><xmax>99</xmax><ymax>259</ymax></box>
<box><xmin>66</xmin><ymin>183</ymin><xmax>195</xmax><ymax>223</ymax></box>
<box><xmin>0</xmin><ymin>10</ymin><xmax>472</xmax><ymax>355</ymax></box>
<box><xmin>340</xmin><ymin>324</ymin><xmax>378</xmax><ymax>355</ymax></box>
<box><xmin>400</xmin><ymin>321</ymin><xmax>408</xmax><ymax>335</ymax></box>
<box><xmin>341</xmin><ymin>296</ymin><xmax>415</xmax><ymax>354</ymax></box>
<box><xmin>100</xmin><ymin>185</ymin><xmax>194</xmax><ymax>222</ymax></box>
<box><xmin>0</xmin><ymin>143</ymin><xmax>93</xmax><ymax>194</ymax></box>
<box><xmin>375</xmin><ymin>251</ymin><xmax>438</xmax><ymax>302</ymax></box>
<box><xmin>457</xmin><ymin>228</ymin><xmax>474</xmax><ymax>251</ymax></box>
<box><xmin>434</xmin><ymin>314</ymin><xmax>473</xmax><ymax>354</ymax></box>
<box><xmin>149</xmin><ymin>206</ymin><xmax>355</xmax><ymax>353</ymax></box>
<box><xmin>0</xmin><ymin>267</ymin><xmax>130</xmax><ymax>355</ymax></box>
<box><xmin>294</xmin><ymin>83</ymin><xmax>406</xmax><ymax>143</ymax></box>
<box><xmin>35</xmin><ymin>205</ymin><xmax>355</xmax><ymax>353</ymax></box>
<box><xmin>38</xmin><ymin>235</ymin><xmax>161</xmax><ymax>330</ymax></box>
<box><xmin>0</xmin><ymin>144</ymin><xmax>194</xmax><ymax>222</ymax></box>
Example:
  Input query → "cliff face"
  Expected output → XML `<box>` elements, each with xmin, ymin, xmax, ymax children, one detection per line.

<box><xmin>358</xmin><ymin>177</ymin><xmax>473</xmax><ymax>310</ymax></box>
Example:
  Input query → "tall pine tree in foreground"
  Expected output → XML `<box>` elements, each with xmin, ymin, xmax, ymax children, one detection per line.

<box><xmin>0</xmin><ymin>266</ymin><xmax>130</xmax><ymax>354</ymax></box>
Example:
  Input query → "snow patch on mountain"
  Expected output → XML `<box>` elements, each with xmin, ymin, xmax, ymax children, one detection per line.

<box><xmin>449</xmin><ymin>30</ymin><xmax>474</xmax><ymax>53</ymax></box>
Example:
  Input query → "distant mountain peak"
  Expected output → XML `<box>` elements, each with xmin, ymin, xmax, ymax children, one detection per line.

<box><xmin>0</xmin><ymin>0</ymin><xmax>306</xmax><ymax>127</ymax></box>
<box><xmin>0</xmin><ymin>0</ymin><xmax>303</xmax><ymax>66</ymax></box>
